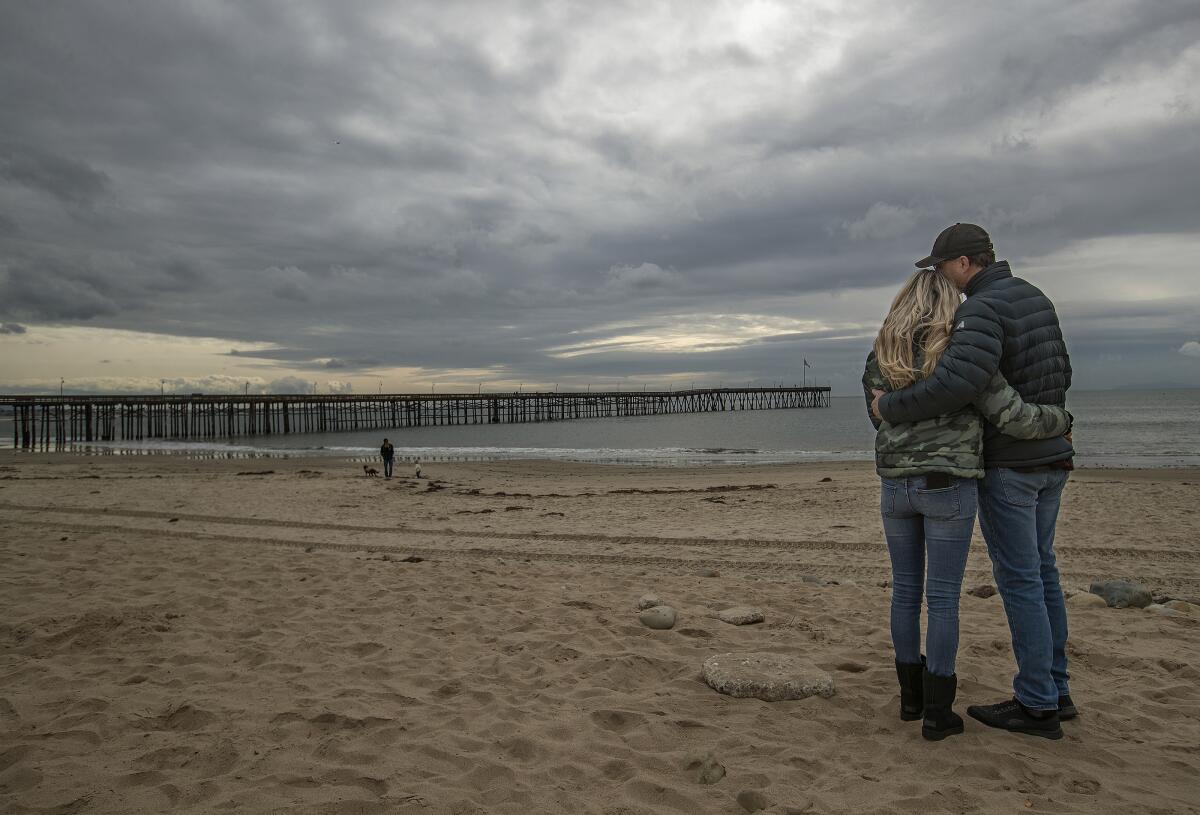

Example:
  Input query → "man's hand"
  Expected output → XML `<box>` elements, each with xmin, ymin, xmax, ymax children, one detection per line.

<box><xmin>870</xmin><ymin>389</ymin><xmax>885</xmax><ymax>421</ymax></box>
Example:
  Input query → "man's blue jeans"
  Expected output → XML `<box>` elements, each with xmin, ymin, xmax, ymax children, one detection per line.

<box><xmin>880</xmin><ymin>475</ymin><xmax>977</xmax><ymax>678</ymax></box>
<box><xmin>383</xmin><ymin>458</ymin><xmax>393</xmax><ymax>478</ymax></box>
<box><xmin>977</xmin><ymin>467</ymin><xmax>1071</xmax><ymax>711</ymax></box>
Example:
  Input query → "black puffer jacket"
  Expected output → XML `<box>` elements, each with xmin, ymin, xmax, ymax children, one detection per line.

<box><xmin>876</xmin><ymin>261</ymin><xmax>1073</xmax><ymax>468</ymax></box>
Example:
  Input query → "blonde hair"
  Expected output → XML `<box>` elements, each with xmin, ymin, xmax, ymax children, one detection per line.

<box><xmin>874</xmin><ymin>269</ymin><xmax>960</xmax><ymax>389</ymax></box>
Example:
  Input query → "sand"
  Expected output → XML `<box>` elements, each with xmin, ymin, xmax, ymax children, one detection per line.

<box><xmin>1</xmin><ymin>452</ymin><xmax>1198</xmax><ymax>814</ymax></box>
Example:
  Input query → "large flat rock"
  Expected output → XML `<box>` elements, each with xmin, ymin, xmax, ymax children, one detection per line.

<box><xmin>702</xmin><ymin>652</ymin><xmax>834</xmax><ymax>702</ymax></box>
<box><xmin>717</xmin><ymin>606</ymin><xmax>765</xmax><ymax>625</ymax></box>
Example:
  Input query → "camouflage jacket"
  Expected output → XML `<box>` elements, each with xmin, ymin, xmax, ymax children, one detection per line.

<box><xmin>863</xmin><ymin>350</ymin><xmax>1072</xmax><ymax>478</ymax></box>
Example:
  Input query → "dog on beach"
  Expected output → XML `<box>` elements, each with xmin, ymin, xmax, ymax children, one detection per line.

<box><xmin>363</xmin><ymin>465</ymin><xmax>379</xmax><ymax>477</ymax></box>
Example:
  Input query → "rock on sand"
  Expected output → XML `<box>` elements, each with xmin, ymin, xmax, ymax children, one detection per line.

<box><xmin>1090</xmin><ymin>579</ymin><xmax>1153</xmax><ymax>609</ymax></box>
<box><xmin>1068</xmin><ymin>592</ymin><xmax>1109</xmax><ymax>609</ymax></box>
<box><xmin>702</xmin><ymin>652</ymin><xmax>835</xmax><ymax>701</ymax></box>
<box><xmin>638</xmin><ymin>606</ymin><xmax>677</xmax><ymax>630</ymax></box>
<box><xmin>717</xmin><ymin>606</ymin><xmax>765</xmax><ymax>625</ymax></box>
<box><xmin>636</xmin><ymin>593</ymin><xmax>663</xmax><ymax>610</ymax></box>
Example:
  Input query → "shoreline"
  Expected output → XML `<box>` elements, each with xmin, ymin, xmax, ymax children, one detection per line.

<box><xmin>5</xmin><ymin>446</ymin><xmax>1200</xmax><ymax>470</ymax></box>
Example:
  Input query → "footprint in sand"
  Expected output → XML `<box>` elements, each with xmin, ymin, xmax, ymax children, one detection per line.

<box><xmin>602</xmin><ymin>759</ymin><xmax>637</xmax><ymax>781</ymax></box>
<box><xmin>134</xmin><ymin>737</ymin><xmax>239</xmax><ymax>778</ymax></box>
<box><xmin>346</xmin><ymin>641</ymin><xmax>386</xmax><ymax>658</ymax></box>
<box><xmin>270</xmin><ymin>711</ymin><xmax>393</xmax><ymax>734</ymax></box>
<box><xmin>589</xmin><ymin>708</ymin><xmax>646</xmax><ymax>734</ymax></box>
<box><xmin>136</xmin><ymin>703</ymin><xmax>217</xmax><ymax>732</ymax></box>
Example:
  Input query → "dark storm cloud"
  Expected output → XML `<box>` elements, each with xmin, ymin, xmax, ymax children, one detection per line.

<box><xmin>0</xmin><ymin>262</ymin><xmax>120</xmax><ymax>321</ymax></box>
<box><xmin>0</xmin><ymin>146</ymin><xmax>112</xmax><ymax>207</ymax></box>
<box><xmin>148</xmin><ymin>260</ymin><xmax>210</xmax><ymax>293</ymax></box>
<box><xmin>1</xmin><ymin>0</ymin><xmax>1198</xmax><ymax>391</ymax></box>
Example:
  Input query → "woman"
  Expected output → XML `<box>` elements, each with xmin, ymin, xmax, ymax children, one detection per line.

<box><xmin>863</xmin><ymin>269</ymin><xmax>1071</xmax><ymax>741</ymax></box>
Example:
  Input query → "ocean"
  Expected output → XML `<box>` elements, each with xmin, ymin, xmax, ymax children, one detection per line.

<box><xmin>2</xmin><ymin>389</ymin><xmax>1198</xmax><ymax>468</ymax></box>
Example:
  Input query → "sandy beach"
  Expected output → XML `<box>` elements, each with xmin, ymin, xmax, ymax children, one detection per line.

<box><xmin>1</xmin><ymin>452</ymin><xmax>1198</xmax><ymax>814</ymax></box>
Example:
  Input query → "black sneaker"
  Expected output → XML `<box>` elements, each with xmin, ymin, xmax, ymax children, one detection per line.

<box><xmin>966</xmin><ymin>698</ymin><xmax>1063</xmax><ymax>740</ymax></box>
<box><xmin>1058</xmin><ymin>694</ymin><xmax>1078</xmax><ymax>721</ymax></box>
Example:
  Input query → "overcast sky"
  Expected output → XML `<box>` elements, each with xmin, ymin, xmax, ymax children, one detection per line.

<box><xmin>2</xmin><ymin>0</ymin><xmax>1199</xmax><ymax>396</ymax></box>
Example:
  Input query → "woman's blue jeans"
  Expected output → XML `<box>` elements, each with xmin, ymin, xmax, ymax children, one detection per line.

<box><xmin>881</xmin><ymin>475</ymin><xmax>978</xmax><ymax>677</ymax></box>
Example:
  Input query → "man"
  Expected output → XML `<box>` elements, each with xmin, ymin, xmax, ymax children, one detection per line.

<box><xmin>871</xmin><ymin>223</ymin><xmax>1075</xmax><ymax>740</ymax></box>
<box><xmin>380</xmin><ymin>437</ymin><xmax>394</xmax><ymax>479</ymax></box>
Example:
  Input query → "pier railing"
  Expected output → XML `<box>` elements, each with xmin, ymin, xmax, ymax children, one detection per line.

<box><xmin>2</xmin><ymin>387</ymin><xmax>831</xmax><ymax>448</ymax></box>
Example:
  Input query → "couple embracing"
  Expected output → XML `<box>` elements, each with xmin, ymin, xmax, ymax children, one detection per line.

<box><xmin>864</xmin><ymin>223</ymin><xmax>1075</xmax><ymax>741</ymax></box>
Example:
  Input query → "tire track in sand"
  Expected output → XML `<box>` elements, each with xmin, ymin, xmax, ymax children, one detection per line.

<box><xmin>2</xmin><ymin>502</ymin><xmax>1198</xmax><ymax>564</ymax></box>
<box><xmin>4</xmin><ymin>511</ymin><xmax>1200</xmax><ymax>592</ymax></box>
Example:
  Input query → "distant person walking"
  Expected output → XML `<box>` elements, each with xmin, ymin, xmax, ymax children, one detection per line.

<box><xmin>865</xmin><ymin>266</ymin><xmax>1071</xmax><ymax>741</ymax></box>
<box><xmin>872</xmin><ymin>224</ymin><xmax>1077</xmax><ymax>740</ymax></box>
<box><xmin>380</xmin><ymin>438</ymin><xmax>394</xmax><ymax>479</ymax></box>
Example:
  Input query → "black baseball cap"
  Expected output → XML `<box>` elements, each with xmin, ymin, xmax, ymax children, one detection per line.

<box><xmin>915</xmin><ymin>223</ymin><xmax>993</xmax><ymax>268</ymax></box>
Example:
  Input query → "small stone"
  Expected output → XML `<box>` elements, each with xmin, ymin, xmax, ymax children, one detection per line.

<box><xmin>638</xmin><ymin>606</ymin><xmax>677</xmax><ymax>630</ymax></box>
<box><xmin>1164</xmin><ymin>600</ymin><xmax>1199</xmax><ymax>615</ymax></box>
<box><xmin>1067</xmin><ymin>592</ymin><xmax>1109</xmax><ymax>609</ymax></box>
<box><xmin>1090</xmin><ymin>579</ymin><xmax>1153</xmax><ymax>609</ymax></box>
<box><xmin>1144</xmin><ymin>603</ymin><xmax>1183</xmax><ymax>617</ymax></box>
<box><xmin>637</xmin><ymin>593</ymin><xmax>663</xmax><ymax>611</ymax></box>
<box><xmin>717</xmin><ymin>606</ymin><xmax>765</xmax><ymax>625</ymax></box>
<box><xmin>737</xmin><ymin>789</ymin><xmax>771</xmax><ymax>813</ymax></box>
<box><xmin>818</xmin><ymin>477</ymin><xmax>833</xmax><ymax>483</ymax></box>
<box><xmin>968</xmin><ymin>584</ymin><xmax>997</xmax><ymax>599</ymax></box>
<box><xmin>684</xmin><ymin>752</ymin><xmax>725</xmax><ymax>785</ymax></box>
<box><xmin>702</xmin><ymin>652</ymin><xmax>835</xmax><ymax>701</ymax></box>
<box><xmin>700</xmin><ymin>569</ymin><xmax>721</xmax><ymax>578</ymax></box>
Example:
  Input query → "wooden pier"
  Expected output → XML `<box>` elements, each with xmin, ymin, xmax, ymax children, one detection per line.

<box><xmin>2</xmin><ymin>387</ymin><xmax>830</xmax><ymax>448</ymax></box>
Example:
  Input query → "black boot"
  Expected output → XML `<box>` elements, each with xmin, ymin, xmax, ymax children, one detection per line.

<box><xmin>922</xmin><ymin>670</ymin><xmax>964</xmax><ymax>741</ymax></box>
<box><xmin>895</xmin><ymin>657</ymin><xmax>925</xmax><ymax>721</ymax></box>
